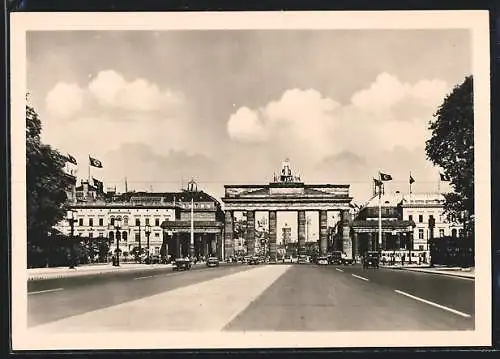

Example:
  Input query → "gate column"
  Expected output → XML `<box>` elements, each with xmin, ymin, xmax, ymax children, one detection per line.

<box><xmin>269</xmin><ymin>210</ymin><xmax>277</xmax><ymax>260</ymax></box>
<box><xmin>319</xmin><ymin>210</ymin><xmax>328</xmax><ymax>255</ymax></box>
<box><xmin>224</xmin><ymin>211</ymin><xmax>234</xmax><ymax>260</ymax></box>
<box><xmin>246</xmin><ymin>210</ymin><xmax>256</xmax><ymax>256</ymax></box>
<box><xmin>298</xmin><ymin>210</ymin><xmax>306</xmax><ymax>256</ymax></box>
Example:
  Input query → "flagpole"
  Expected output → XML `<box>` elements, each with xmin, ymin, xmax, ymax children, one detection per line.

<box><xmin>409</xmin><ymin>171</ymin><xmax>412</xmax><ymax>195</ymax></box>
<box><xmin>438</xmin><ymin>175</ymin><xmax>441</xmax><ymax>193</ymax></box>
<box><xmin>190</xmin><ymin>196</ymin><xmax>194</xmax><ymax>258</ymax></box>
<box><xmin>378</xmin><ymin>173</ymin><xmax>382</xmax><ymax>252</ymax></box>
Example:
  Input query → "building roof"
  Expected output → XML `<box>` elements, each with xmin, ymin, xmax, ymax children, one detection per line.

<box><xmin>361</xmin><ymin>192</ymin><xmax>404</xmax><ymax>208</ymax></box>
<box><xmin>109</xmin><ymin>190</ymin><xmax>221</xmax><ymax>204</ymax></box>
<box><xmin>400</xmin><ymin>193</ymin><xmax>446</xmax><ymax>207</ymax></box>
<box><xmin>351</xmin><ymin>219</ymin><xmax>415</xmax><ymax>230</ymax></box>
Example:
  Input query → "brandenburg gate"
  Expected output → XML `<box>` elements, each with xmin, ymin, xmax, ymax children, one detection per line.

<box><xmin>222</xmin><ymin>160</ymin><xmax>353</xmax><ymax>259</ymax></box>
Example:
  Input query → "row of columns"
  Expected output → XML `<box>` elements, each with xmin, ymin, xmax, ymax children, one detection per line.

<box><xmin>224</xmin><ymin>209</ymin><xmax>351</xmax><ymax>259</ymax></box>
<box><xmin>165</xmin><ymin>232</ymin><xmax>222</xmax><ymax>259</ymax></box>
<box><xmin>350</xmin><ymin>231</ymin><xmax>414</xmax><ymax>258</ymax></box>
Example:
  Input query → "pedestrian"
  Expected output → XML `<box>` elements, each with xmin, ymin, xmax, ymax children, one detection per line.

<box><xmin>401</xmin><ymin>254</ymin><xmax>405</xmax><ymax>266</ymax></box>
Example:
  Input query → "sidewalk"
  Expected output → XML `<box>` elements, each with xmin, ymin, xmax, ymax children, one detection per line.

<box><xmin>383</xmin><ymin>264</ymin><xmax>475</xmax><ymax>279</ymax></box>
<box><xmin>27</xmin><ymin>262</ymin><xmax>177</xmax><ymax>281</ymax></box>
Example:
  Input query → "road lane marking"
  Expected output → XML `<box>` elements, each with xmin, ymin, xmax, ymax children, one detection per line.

<box><xmin>351</xmin><ymin>274</ymin><xmax>369</xmax><ymax>281</ymax></box>
<box><xmin>335</xmin><ymin>268</ymin><xmax>344</xmax><ymax>272</ymax></box>
<box><xmin>28</xmin><ymin>288</ymin><xmax>63</xmax><ymax>295</ymax></box>
<box><xmin>134</xmin><ymin>275</ymin><xmax>154</xmax><ymax>280</ymax></box>
<box><xmin>394</xmin><ymin>289</ymin><xmax>471</xmax><ymax>318</ymax></box>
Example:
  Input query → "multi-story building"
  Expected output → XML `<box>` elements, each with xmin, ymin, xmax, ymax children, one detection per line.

<box><xmin>55</xmin><ymin>180</ymin><xmax>225</xmax><ymax>261</ymax></box>
<box><xmin>399</xmin><ymin>193</ymin><xmax>463</xmax><ymax>251</ymax></box>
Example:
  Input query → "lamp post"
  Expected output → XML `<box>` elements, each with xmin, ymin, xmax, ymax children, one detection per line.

<box><xmin>66</xmin><ymin>210</ymin><xmax>78</xmax><ymax>268</ymax></box>
<box><xmin>110</xmin><ymin>217</ymin><xmax>122</xmax><ymax>266</ymax></box>
<box><xmin>145</xmin><ymin>224</ymin><xmax>151</xmax><ymax>264</ymax></box>
<box><xmin>137</xmin><ymin>224</ymin><xmax>142</xmax><ymax>263</ymax></box>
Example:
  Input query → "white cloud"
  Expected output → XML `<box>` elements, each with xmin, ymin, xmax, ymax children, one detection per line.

<box><xmin>45</xmin><ymin>82</ymin><xmax>84</xmax><ymax>118</ymax></box>
<box><xmin>226</xmin><ymin>73</ymin><xmax>450</xmax><ymax>166</ymax></box>
<box><xmin>88</xmin><ymin>69</ymin><xmax>183</xmax><ymax>112</ymax></box>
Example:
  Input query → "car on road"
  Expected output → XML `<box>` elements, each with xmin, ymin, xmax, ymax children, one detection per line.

<box><xmin>298</xmin><ymin>255</ymin><xmax>309</xmax><ymax>264</ymax></box>
<box><xmin>363</xmin><ymin>251</ymin><xmax>380</xmax><ymax>269</ymax></box>
<box><xmin>341</xmin><ymin>258</ymin><xmax>355</xmax><ymax>265</ymax></box>
<box><xmin>248</xmin><ymin>256</ymin><xmax>260</xmax><ymax>265</ymax></box>
<box><xmin>282</xmin><ymin>255</ymin><xmax>293</xmax><ymax>264</ymax></box>
<box><xmin>317</xmin><ymin>256</ymin><xmax>329</xmax><ymax>265</ymax></box>
<box><xmin>329</xmin><ymin>251</ymin><xmax>343</xmax><ymax>265</ymax></box>
<box><xmin>206</xmin><ymin>257</ymin><xmax>219</xmax><ymax>268</ymax></box>
<box><xmin>173</xmin><ymin>258</ymin><xmax>192</xmax><ymax>271</ymax></box>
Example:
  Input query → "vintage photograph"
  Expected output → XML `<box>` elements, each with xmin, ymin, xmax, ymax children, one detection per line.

<box><xmin>11</xmin><ymin>11</ymin><xmax>490</xmax><ymax>349</ymax></box>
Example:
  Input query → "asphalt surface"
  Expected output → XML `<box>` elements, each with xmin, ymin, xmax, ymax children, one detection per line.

<box><xmin>28</xmin><ymin>263</ymin><xmax>250</xmax><ymax>327</ymax></box>
<box><xmin>28</xmin><ymin>263</ymin><xmax>474</xmax><ymax>331</ymax></box>
<box><xmin>225</xmin><ymin>264</ymin><xmax>474</xmax><ymax>331</ymax></box>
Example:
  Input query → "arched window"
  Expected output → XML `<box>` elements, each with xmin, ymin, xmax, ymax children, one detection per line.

<box><xmin>451</xmin><ymin>229</ymin><xmax>457</xmax><ymax>238</ymax></box>
<box><xmin>122</xmin><ymin>231</ymin><xmax>128</xmax><ymax>241</ymax></box>
<box><xmin>123</xmin><ymin>216</ymin><xmax>129</xmax><ymax>225</ymax></box>
<box><xmin>116</xmin><ymin>231</ymin><xmax>121</xmax><ymax>241</ymax></box>
<box><xmin>110</xmin><ymin>216</ymin><xmax>115</xmax><ymax>226</ymax></box>
<box><xmin>109</xmin><ymin>231</ymin><xmax>114</xmax><ymax>240</ymax></box>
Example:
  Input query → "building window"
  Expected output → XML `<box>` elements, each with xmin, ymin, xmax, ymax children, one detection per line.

<box><xmin>116</xmin><ymin>231</ymin><xmax>121</xmax><ymax>241</ymax></box>
<box><xmin>99</xmin><ymin>232</ymin><xmax>104</xmax><ymax>238</ymax></box>
<box><xmin>439</xmin><ymin>229</ymin><xmax>445</xmax><ymax>237</ymax></box>
<box><xmin>110</xmin><ymin>217</ymin><xmax>115</xmax><ymax>226</ymax></box>
<box><xmin>99</xmin><ymin>218</ymin><xmax>103</xmax><ymax>226</ymax></box>
<box><xmin>418</xmin><ymin>215</ymin><xmax>423</xmax><ymax>223</ymax></box>
<box><xmin>124</xmin><ymin>216</ymin><xmax>129</xmax><ymax>226</ymax></box>
<box><xmin>79</xmin><ymin>218</ymin><xmax>83</xmax><ymax>226</ymax></box>
<box><xmin>452</xmin><ymin>229</ymin><xmax>457</xmax><ymax>238</ymax></box>
<box><xmin>145</xmin><ymin>218</ymin><xmax>150</xmax><ymax>225</ymax></box>
<box><xmin>135</xmin><ymin>218</ymin><xmax>140</xmax><ymax>226</ymax></box>
<box><xmin>155</xmin><ymin>218</ymin><xmax>160</xmax><ymax>226</ymax></box>
<box><xmin>155</xmin><ymin>232</ymin><xmax>160</xmax><ymax>238</ymax></box>
<box><xmin>135</xmin><ymin>232</ymin><xmax>140</xmax><ymax>242</ymax></box>
<box><xmin>89</xmin><ymin>232</ymin><xmax>93</xmax><ymax>238</ymax></box>
<box><xmin>459</xmin><ymin>229</ymin><xmax>464</xmax><ymax>238</ymax></box>
<box><xmin>109</xmin><ymin>231</ymin><xmax>114</xmax><ymax>240</ymax></box>
<box><xmin>408</xmin><ymin>215</ymin><xmax>413</xmax><ymax>222</ymax></box>
<box><xmin>418</xmin><ymin>229</ymin><xmax>424</xmax><ymax>239</ymax></box>
<box><xmin>122</xmin><ymin>231</ymin><xmax>128</xmax><ymax>241</ymax></box>
<box><xmin>89</xmin><ymin>218</ymin><xmax>93</xmax><ymax>227</ymax></box>
<box><xmin>419</xmin><ymin>245</ymin><xmax>424</xmax><ymax>251</ymax></box>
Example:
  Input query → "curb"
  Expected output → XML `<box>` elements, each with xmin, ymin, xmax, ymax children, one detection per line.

<box><xmin>392</xmin><ymin>267</ymin><xmax>475</xmax><ymax>279</ymax></box>
<box><xmin>27</xmin><ymin>264</ymin><xmax>171</xmax><ymax>281</ymax></box>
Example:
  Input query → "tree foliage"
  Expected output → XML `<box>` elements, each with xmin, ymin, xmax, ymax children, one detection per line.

<box><xmin>26</xmin><ymin>104</ymin><xmax>73</xmax><ymax>245</ymax></box>
<box><xmin>425</xmin><ymin>76</ymin><xmax>474</xmax><ymax>229</ymax></box>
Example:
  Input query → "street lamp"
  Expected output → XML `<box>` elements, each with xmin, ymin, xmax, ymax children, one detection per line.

<box><xmin>66</xmin><ymin>210</ymin><xmax>78</xmax><ymax>268</ymax></box>
<box><xmin>137</xmin><ymin>224</ymin><xmax>142</xmax><ymax>263</ymax></box>
<box><xmin>109</xmin><ymin>217</ymin><xmax>122</xmax><ymax>266</ymax></box>
<box><xmin>145</xmin><ymin>224</ymin><xmax>151</xmax><ymax>264</ymax></box>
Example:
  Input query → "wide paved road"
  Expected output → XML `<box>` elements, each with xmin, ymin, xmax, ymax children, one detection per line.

<box><xmin>28</xmin><ymin>263</ymin><xmax>474</xmax><ymax>332</ymax></box>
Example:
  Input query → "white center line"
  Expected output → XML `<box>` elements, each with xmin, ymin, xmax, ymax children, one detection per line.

<box><xmin>134</xmin><ymin>275</ymin><xmax>154</xmax><ymax>280</ymax></box>
<box><xmin>394</xmin><ymin>289</ymin><xmax>471</xmax><ymax>318</ymax></box>
<box><xmin>351</xmin><ymin>274</ymin><xmax>369</xmax><ymax>281</ymax></box>
<box><xmin>335</xmin><ymin>268</ymin><xmax>344</xmax><ymax>272</ymax></box>
<box><xmin>28</xmin><ymin>288</ymin><xmax>63</xmax><ymax>295</ymax></box>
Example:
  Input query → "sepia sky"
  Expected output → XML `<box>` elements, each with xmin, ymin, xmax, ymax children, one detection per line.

<box><xmin>27</xmin><ymin>29</ymin><xmax>471</xmax><ymax>215</ymax></box>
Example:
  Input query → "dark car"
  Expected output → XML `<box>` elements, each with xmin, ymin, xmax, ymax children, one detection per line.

<box><xmin>317</xmin><ymin>256</ymin><xmax>329</xmax><ymax>265</ymax></box>
<box><xmin>248</xmin><ymin>256</ymin><xmax>260</xmax><ymax>265</ymax></box>
<box><xmin>173</xmin><ymin>258</ymin><xmax>192</xmax><ymax>271</ymax></box>
<box><xmin>363</xmin><ymin>251</ymin><xmax>380</xmax><ymax>269</ymax></box>
<box><xmin>341</xmin><ymin>258</ymin><xmax>355</xmax><ymax>265</ymax></box>
<box><xmin>206</xmin><ymin>257</ymin><xmax>219</xmax><ymax>268</ymax></box>
<box><xmin>329</xmin><ymin>251</ymin><xmax>343</xmax><ymax>265</ymax></box>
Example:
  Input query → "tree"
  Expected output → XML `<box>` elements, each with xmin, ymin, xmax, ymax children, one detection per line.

<box><xmin>425</xmin><ymin>76</ymin><xmax>474</xmax><ymax>233</ymax></box>
<box><xmin>26</xmin><ymin>103</ymin><xmax>72</xmax><ymax>246</ymax></box>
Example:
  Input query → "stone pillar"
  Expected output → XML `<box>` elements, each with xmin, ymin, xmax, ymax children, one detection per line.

<box><xmin>216</xmin><ymin>232</ymin><xmax>223</xmax><ymax>260</ymax></box>
<box><xmin>211</xmin><ymin>234</ymin><xmax>217</xmax><ymax>256</ymax></box>
<box><xmin>341</xmin><ymin>210</ymin><xmax>352</xmax><ymax>259</ymax></box>
<box><xmin>176</xmin><ymin>233</ymin><xmax>181</xmax><ymax>259</ymax></box>
<box><xmin>246</xmin><ymin>210</ymin><xmax>256</xmax><ymax>256</ymax></box>
<box><xmin>353</xmin><ymin>231</ymin><xmax>359</xmax><ymax>259</ymax></box>
<box><xmin>268</xmin><ymin>210</ymin><xmax>277</xmax><ymax>260</ymax></box>
<box><xmin>224</xmin><ymin>211</ymin><xmax>234</xmax><ymax>259</ymax></box>
<box><xmin>298</xmin><ymin>211</ymin><xmax>306</xmax><ymax>255</ymax></box>
<box><xmin>319</xmin><ymin>210</ymin><xmax>328</xmax><ymax>255</ymax></box>
<box><xmin>396</xmin><ymin>232</ymin><xmax>401</xmax><ymax>250</ymax></box>
<box><xmin>204</xmin><ymin>235</ymin><xmax>209</xmax><ymax>258</ymax></box>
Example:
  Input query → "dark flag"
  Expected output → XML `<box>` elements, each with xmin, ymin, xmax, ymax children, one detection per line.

<box><xmin>440</xmin><ymin>173</ymin><xmax>450</xmax><ymax>181</ymax></box>
<box><xmin>93</xmin><ymin>177</ymin><xmax>104</xmax><ymax>192</ymax></box>
<box><xmin>380</xmin><ymin>172</ymin><xmax>393</xmax><ymax>181</ymax></box>
<box><xmin>373</xmin><ymin>178</ymin><xmax>383</xmax><ymax>187</ymax></box>
<box><xmin>89</xmin><ymin>156</ymin><xmax>103</xmax><ymax>168</ymax></box>
<box><xmin>67</xmin><ymin>154</ymin><xmax>77</xmax><ymax>165</ymax></box>
<box><xmin>409</xmin><ymin>175</ymin><xmax>415</xmax><ymax>184</ymax></box>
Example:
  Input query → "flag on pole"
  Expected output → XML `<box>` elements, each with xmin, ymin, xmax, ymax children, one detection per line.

<box><xmin>89</xmin><ymin>156</ymin><xmax>103</xmax><ymax>168</ymax></box>
<box><xmin>373</xmin><ymin>178</ymin><xmax>383</xmax><ymax>186</ymax></box>
<box><xmin>92</xmin><ymin>177</ymin><xmax>104</xmax><ymax>192</ymax></box>
<box><xmin>440</xmin><ymin>173</ymin><xmax>450</xmax><ymax>181</ymax></box>
<box><xmin>409</xmin><ymin>175</ymin><xmax>415</xmax><ymax>184</ymax></box>
<box><xmin>379</xmin><ymin>172</ymin><xmax>393</xmax><ymax>181</ymax></box>
<box><xmin>66</xmin><ymin>154</ymin><xmax>77</xmax><ymax>165</ymax></box>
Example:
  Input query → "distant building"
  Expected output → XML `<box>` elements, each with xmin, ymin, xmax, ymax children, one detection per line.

<box><xmin>282</xmin><ymin>223</ymin><xmax>292</xmax><ymax>245</ymax></box>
